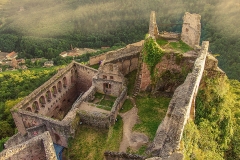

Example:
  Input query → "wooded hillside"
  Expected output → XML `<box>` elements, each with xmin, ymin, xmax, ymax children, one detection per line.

<box><xmin>0</xmin><ymin>0</ymin><xmax>239</xmax><ymax>80</ymax></box>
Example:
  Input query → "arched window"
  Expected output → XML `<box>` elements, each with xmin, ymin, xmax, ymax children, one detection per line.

<box><xmin>26</xmin><ymin>107</ymin><xmax>32</xmax><ymax>112</ymax></box>
<box><xmin>39</xmin><ymin>96</ymin><xmax>46</xmax><ymax>104</ymax></box>
<box><xmin>52</xmin><ymin>86</ymin><xmax>57</xmax><ymax>97</ymax></box>
<box><xmin>63</xmin><ymin>77</ymin><xmax>67</xmax><ymax>88</ymax></box>
<box><xmin>57</xmin><ymin>81</ymin><xmax>62</xmax><ymax>92</ymax></box>
<box><xmin>32</xmin><ymin>101</ymin><xmax>39</xmax><ymax>113</ymax></box>
<box><xmin>46</xmin><ymin>91</ymin><xmax>52</xmax><ymax>102</ymax></box>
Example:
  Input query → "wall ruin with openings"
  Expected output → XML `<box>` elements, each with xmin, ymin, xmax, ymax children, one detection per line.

<box><xmin>10</xmin><ymin>62</ymin><xmax>98</xmax><ymax>147</ymax></box>
<box><xmin>93</xmin><ymin>63</ymin><xmax>125</xmax><ymax>97</ymax></box>
<box><xmin>181</xmin><ymin>12</ymin><xmax>201</xmax><ymax>47</ymax></box>
<box><xmin>103</xmin><ymin>41</ymin><xmax>144</xmax><ymax>76</ymax></box>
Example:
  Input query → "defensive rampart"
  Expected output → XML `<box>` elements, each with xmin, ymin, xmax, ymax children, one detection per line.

<box><xmin>149</xmin><ymin>41</ymin><xmax>209</xmax><ymax>158</ymax></box>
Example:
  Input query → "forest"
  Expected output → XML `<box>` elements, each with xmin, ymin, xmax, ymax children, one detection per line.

<box><xmin>0</xmin><ymin>0</ymin><xmax>239</xmax><ymax>80</ymax></box>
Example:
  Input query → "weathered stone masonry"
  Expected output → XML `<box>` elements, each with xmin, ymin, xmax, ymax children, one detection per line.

<box><xmin>149</xmin><ymin>41</ymin><xmax>209</xmax><ymax>158</ymax></box>
<box><xmin>0</xmin><ymin>131</ymin><xmax>57</xmax><ymax>160</ymax></box>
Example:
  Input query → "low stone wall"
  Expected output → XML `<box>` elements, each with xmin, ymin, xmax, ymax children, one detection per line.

<box><xmin>109</xmin><ymin>87</ymin><xmax>127</xmax><ymax>125</ymax></box>
<box><xmin>89</xmin><ymin>52</ymin><xmax>107</xmax><ymax>65</ymax></box>
<box><xmin>158</xmin><ymin>32</ymin><xmax>180</xmax><ymax>40</ymax></box>
<box><xmin>77</xmin><ymin>110</ymin><xmax>110</xmax><ymax>128</ymax></box>
<box><xmin>104</xmin><ymin>151</ymin><xmax>146</xmax><ymax>160</ymax></box>
<box><xmin>0</xmin><ymin>131</ymin><xmax>57</xmax><ymax>160</ymax></box>
<box><xmin>149</xmin><ymin>41</ymin><xmax>209</xmax><ymax>158</ymax></box>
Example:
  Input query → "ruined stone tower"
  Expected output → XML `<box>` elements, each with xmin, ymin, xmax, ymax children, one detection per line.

<box><xmin>149</xmin><ymin>11</ymin><xmax>159</xmax><ymax>38</ymax></box>
<box><xmin>181</xmin><ymin>12</ymin><xmax>201</xmax><ymax>47</ymax></box>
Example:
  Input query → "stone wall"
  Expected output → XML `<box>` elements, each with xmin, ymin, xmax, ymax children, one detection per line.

<box><xmin>12</xmin><ymin>110</ymin><xmax>71</xmax><ymax>147</ymax></box>
<box><xmin>10</xmin><ymin>62</ymin><xmax>98</xmax><ymax>147</ymax></box>
<box><xmin>75</xmin><ymin>64</ymin><xmax>98</xmax><ymax>92</ymax></box>
<box><xmin>78</xmin><ymin>110</ymin><xmax>110</xmax><ymax>128</ymax></box>
<box><xmin>0</xmin><ymin>131</ymin><xmax>57</xmax><ymax>160</ymax></box>
<box><xmin>149</xmin><ymin>41</ymin><xmax>209</xmax><ymax>158</ymax></box>
<box><xmin>5</xmin><ymin>124</ymin><xmax>47</xmax><ymax>148</ymax></box>
<box><xmin>109</xmin><ymin>87</ymin><xmax>127</xmax><ymax>125</ymax></box>
<box><xmin>104</xmin><ymin>151</ymin><xmax>146</xmax><ymax>160</ymax></box>
<box><xmin>149</xmin><ymin>11</ymin><xmax>159</xmax><ymax>38</ymax></box>
<box><xmin>140</xmin><ymin>51</ymin><xmax>198</xmax><ymax>92</ymax></box>
<box><xmin>181</xmin><ymin>12</ymin><xmax>201</xmax><ymax>47</ymax></box>
<box><xmin>93</xmin><ymin>63</ymin><xmax>125</xmax><ymax>97</ymax></box>
<box><xmin>89</xmin><ymin>52</ymin><xmax>107</xmax><ymax>65</ymax></box>
<box><xmin>158</xmin><ymin>32</ymin><xmax>180</xmax><ymax>40</ymax></box>
<box><xmin>103</xmin><ymin>41</ymin><xmax>143</xmax><ymax>75</ymax></box>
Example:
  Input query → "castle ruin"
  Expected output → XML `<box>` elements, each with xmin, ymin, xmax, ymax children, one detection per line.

<box><xmin>0</xmin><ymin>11</ymin><xmax>224</xmax><ymax>160</ymax></box>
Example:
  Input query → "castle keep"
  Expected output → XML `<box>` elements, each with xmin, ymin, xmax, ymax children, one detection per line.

<box><xmin>0</xmin><ymin>11</ymin><xmax>224</xmax><ymax>160</ymax></box>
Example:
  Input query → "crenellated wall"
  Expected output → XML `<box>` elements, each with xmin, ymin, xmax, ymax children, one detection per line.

<box><xmin>149</xmin><ymin>41</ymin><xmax>209</xmax><ymax>158</ymax></box>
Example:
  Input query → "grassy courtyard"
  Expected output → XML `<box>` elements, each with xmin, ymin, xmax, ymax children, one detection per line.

<box><xmin>65</xmin><ymin>116</ymin><xmax>123</xmax><ymax>160</ymax></box>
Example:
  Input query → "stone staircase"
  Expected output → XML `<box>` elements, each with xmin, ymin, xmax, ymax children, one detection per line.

<box><xmin>132</xmin><ymin>53</ymin><xmax>143</xmax><ymax>98</ymax></box>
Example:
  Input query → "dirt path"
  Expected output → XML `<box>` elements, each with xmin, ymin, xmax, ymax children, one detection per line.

<box><xmin>119</xmin><ymin>97</ymin><xmax>148</xmax><ymax>152</ymax></box>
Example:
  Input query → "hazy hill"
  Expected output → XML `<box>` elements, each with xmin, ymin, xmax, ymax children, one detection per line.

<box><xmin>0</xmin><ymin>0</ymin><xmax>239</xmax><ymax>80</ymax></box>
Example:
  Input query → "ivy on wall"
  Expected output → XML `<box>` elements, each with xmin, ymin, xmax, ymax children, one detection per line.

<box><xmin>143</xmin><ymin>38</ymin><xmax>164</xmax><ymax>81</ymax></box>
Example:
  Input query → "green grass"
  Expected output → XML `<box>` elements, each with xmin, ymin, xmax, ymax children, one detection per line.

<box><xmin>127</xmin><ymin>145</ymin><xmax>147</xmax><ymax>156</ymax></box>
<box><xmin>134</xmin><ymin>94</ymin><xmax>170</xmax><ymax>140</ymax></box>
<box><xmin>96</xmin><ymin>104</ymin><xmax>112</xmax><ymax>111</ymax></box>
<box><xmin>156</xmin><ymin>38</ymin><xmax>168</xmax><ymax>46</ymax></box>
<box><xmin>120</xmin><ymin>99</ymin><xmax>133</xmax><ymax>113</ymax></box>
<box><xmin>66</xmin><ymin>116</ymin><xmax>123</xmax><ymax>160</ymax></box>
<box><xmin>93</xmin><ymin>92</ymin><xmax>116</xmax><ymax>111</ymax></box>
<box><xmin>125</xmin><ymin>70</ymin><xmax>137</xmax><ymax>96</ymax></box>
<box><xmin>169</xmin><ymin>40</ymin><xmax>193</xmax><ymax>53</ymax></box>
